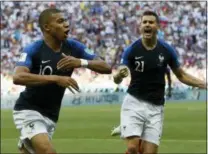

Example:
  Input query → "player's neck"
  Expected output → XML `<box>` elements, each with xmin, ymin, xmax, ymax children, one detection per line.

<box><xmin>44</xmin><ymin>34</ymin><xmax>62</xmax><ymax>53</ymax></box>
<box><xmin>142</xmin><ymin>36</ymin><xmax>157</xmax><ymax>51</ymax></box>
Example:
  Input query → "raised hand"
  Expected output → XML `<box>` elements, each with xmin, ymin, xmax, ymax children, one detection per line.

<box><xmin>119</xmin><ymin>67</ymin><xmax>129</xmax><ymax>78</ymax></box>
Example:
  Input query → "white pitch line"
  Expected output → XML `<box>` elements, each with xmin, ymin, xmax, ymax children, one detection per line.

<box><xmin>1</xmin><ymin>138</ymin><xmax>206</xmax><ymax>143</ymax></box>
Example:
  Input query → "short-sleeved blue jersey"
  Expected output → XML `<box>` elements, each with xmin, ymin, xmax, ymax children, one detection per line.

<box><xmin>14</xmin><ymin>39</ymin><xmax>97</xmax><ymax>122</ymax></box>
<box><xmin>120</xmin><ymin>38</ymin><xmax>180</xmax><ymax>105</ymax></box>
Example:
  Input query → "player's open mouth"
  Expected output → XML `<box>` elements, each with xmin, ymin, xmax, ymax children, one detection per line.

<box><xmin>144</xmin><ymin>29</ymin><xmax>152</xmax><ymax>37</ymax></box>
<box><xmin>64</xmin><ymin>30</ymin><xmax>70</xmax><ymax>36</ymax></box>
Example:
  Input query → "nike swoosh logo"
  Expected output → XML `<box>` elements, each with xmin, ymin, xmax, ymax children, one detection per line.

<box><xmin>135</xmin><ymin>56</ymin><xmax>143</xmax><ymax>59</ymax></box>
<box><xmin>42</xmin><ymin>60</ymin><xmax>51</xmax><ymax>64</ymax></box>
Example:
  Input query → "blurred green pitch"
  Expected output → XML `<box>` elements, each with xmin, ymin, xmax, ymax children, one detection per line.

<box><xmin>1</xmin><ymin>102</ymin><xmax>206</xmax><ymax>153</ymax></box>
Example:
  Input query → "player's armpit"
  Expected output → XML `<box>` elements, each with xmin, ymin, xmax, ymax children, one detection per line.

<box><xmin>13</xmin><ymin>66</ymin><xmax>58</xmax><ymax>86</ymax></box>
<box><xmin>86</xmin><ymin>56</ymin><xmax>112</xmax><ymax>74</ymax></box>
<box><xmin>172</xmin><ymin>67</ymin><xmax>206</xmax><ymax>89</ymax></box>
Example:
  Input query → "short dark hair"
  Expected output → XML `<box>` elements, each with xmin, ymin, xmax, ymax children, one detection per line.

<box><xmin>141</xmin><ymin>10</ymin><xmax>159</xmax><ymax>24</ymax></box>
<box><xmin>38</xmin><ymin>8</ymin><xmax>61</xmax><ymax>31</ymax></box>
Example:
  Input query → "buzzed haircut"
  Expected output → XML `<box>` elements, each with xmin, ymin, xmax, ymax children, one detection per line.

<box><xmin>141</xmin><ymin>10</ymin><xmax>160</xmax><ymax>24</ymax></box>
<box><xmin>38</xmin><ymin>8</ymin><xmax>62</xmax><ymax>31</ymax></box>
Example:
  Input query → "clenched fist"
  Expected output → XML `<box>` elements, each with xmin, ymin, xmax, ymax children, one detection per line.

<box><xmin>118</xmin><ymin>67</ymin><xmax>129</xmax><ymax>78</ymax></box>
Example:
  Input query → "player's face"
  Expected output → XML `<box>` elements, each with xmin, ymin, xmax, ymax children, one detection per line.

<box><xmin>140</xmin><ymin>15</ymin><xmax>159</xmax><ymax>39</ymax></box>
<box><xmin>47</xmin><ymin>13</ymin><xmax>70</xmax><ymax>41</ymax></box>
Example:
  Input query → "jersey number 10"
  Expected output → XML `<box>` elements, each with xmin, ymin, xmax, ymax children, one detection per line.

<box><xmin>39</xmin><ymin>65</ymin><xmax>53</xmax><ymax>75</ymax></box>
<box><xmin>135</xmin><ymin>61</ymin><xmax>144</xmax><ymax>72</ymax></box>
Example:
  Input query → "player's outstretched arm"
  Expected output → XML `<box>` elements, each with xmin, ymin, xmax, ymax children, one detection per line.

<box><xmin>57</xmin><ymin>54</ymin><xmax>112</xmax><ymax>74</ymax></box>
<box><xmin>85</xmin><ymin>57</ymin><xmax>112</xmax><ymax>74</ymax></box>
<box><xmin>172</xmin><ymin>67</ymin><xmax>206</xmax><ymax>89</ymax></box>
<box><xmin>113</xmin><ymin>65</ymin><xmax>129</xmax><ymax>84</ymax></box>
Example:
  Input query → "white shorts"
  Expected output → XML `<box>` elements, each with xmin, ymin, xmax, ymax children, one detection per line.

<box><xmin>13</xmin><ymin>110</ymin><xmax>56</xmax><ymax>153</ymax></box>
<box><xmin>120</xmin><ymin>94</ymin><xmax>164</xmax><ymax>145</ymax></box>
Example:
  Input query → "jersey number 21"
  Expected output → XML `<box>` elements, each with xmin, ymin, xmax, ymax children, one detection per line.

<box><xmin>135</xmin><ymin>61</ymin><xmax>144</xmax><ymax>72</ymax></box>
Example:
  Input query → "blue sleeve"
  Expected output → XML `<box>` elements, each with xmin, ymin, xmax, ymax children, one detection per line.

<box><xmin>161</xmin><ymin>41</ymin><xmax>180</xmax><ymax>70</ymax></box>
<box><xmin>68</xmin><ymin>39</ymin><xmax>97</xmax><ymax>60</ymax></box>
<box><xmin>120</xmin><ymin>46</ymin><xmax>132</xmax><ymax>66</ymax></box>
<box><xmin>16</xmin><ymin>45</ymin><xmax>34</xmax><ymax>69</ymax></box>
<box><xmin>168</xmin><ymin>46</ymin><xmax>181</xmax><ymax>69</ymax></box>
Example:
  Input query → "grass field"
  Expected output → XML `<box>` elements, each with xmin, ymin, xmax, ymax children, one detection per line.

<box><xmin>1</xmin><ymin>102</ymin><xmax>207</xmax><ymax>153</ymax></box>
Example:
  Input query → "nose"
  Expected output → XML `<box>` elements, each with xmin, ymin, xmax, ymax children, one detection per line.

<box><xmin>64</xmin><ymin>21</ymin><xmax>69</xmax><ymax>28</ymax></box>
<box><xmin>145</xmin><ymin>22</ymin><xmax>150</xmax><ymax>26</ymax></box>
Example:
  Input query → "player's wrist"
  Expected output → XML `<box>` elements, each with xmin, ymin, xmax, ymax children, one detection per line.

<box><xmin>80</xmin><ymin>59</ymin><xmax>88</xmax><ymax>68</ymax></box>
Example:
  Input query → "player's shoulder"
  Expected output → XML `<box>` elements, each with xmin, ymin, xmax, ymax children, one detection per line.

<box><xmin>65</xmin><ymin>38</ymin><xmax>84</xmax><ymax>48</ymax></box>
<box><xmin>24</xmin><ymin>39</ymin><xmax>44</xmax><ymax>54</ymax></box>
<box><xmin>124</xmin><ymin>38</ymin><xmax>142</xmax><ymax>52</ymax></box>
<box><xmin>158</xmin><ymin>39</ymin><xmax>175</xmax><ymax>52</ymax></box>
<box><xmin>129</xmin><ymin>38</ymin><xmax>142</xmax><ymax>48</ymax></box>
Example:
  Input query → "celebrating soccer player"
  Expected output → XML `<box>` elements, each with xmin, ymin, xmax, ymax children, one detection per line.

<box><xmin>113</xmin><ymin>10</ymin><xmax>206</xmax><ymax>154</ymax></box>
<box><xmin>12</xmin><ymin>8</ymin><xmax>111</xmax><ymax>154</ymax></box>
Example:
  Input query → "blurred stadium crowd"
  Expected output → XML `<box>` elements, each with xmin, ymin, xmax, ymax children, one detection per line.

<box><xmin>1</xmin><ymin>1</ymin><xmax>206</xmax><ymax>95</ymax></box>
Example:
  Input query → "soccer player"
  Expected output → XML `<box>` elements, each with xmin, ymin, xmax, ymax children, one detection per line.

<box><xmin>12</xmin><ymin>8</ymin><xmax>111</xmax><ymax>154</ymax></box>
<box><xmin>113</xmin><ymin>10</ymin><xmax>206</xmax><ymax>154</ymax></box>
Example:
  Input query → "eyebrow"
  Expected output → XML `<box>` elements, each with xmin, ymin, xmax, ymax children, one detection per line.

<box><xmin>143</xmin><ymin>19</ymin><xmax>155</xmax><ymax>22</ymax></box>
<box><xmin>56</xmin><ymin>17</ymin><xmax>65</xmax><ymax>22</ymax></box>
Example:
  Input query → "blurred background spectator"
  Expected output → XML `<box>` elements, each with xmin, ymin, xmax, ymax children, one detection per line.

<box><xmin>1</xmin><ymin>1</ymin><xmax>206</xmax><ymax>95</ymax></box>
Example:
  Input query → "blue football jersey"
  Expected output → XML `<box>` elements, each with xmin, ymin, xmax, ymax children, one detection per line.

<box><xmin>14</xmin><ymin>39</ymin><xmax>97</xmax><ymax>122</ymax></box>
<box><xmin>120</xmin><ymin>38</ymin><xmax>180</xmax><ymax>105</ymax></box>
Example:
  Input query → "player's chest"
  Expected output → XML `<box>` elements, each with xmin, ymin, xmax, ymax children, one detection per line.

<box><xmin>129</xmin><ymin>50</ymin><xmax>168</xmax><ymax>72</ymax></box>
<box><xmin>33</xmin><ymin>48</ymin><xmax>73</xmax><ymax>76</ymax></box>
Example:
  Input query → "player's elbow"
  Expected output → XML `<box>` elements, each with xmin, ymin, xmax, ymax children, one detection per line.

<box><xmin>13</xmin><ymin>74</ymin><xmax>24</xmax><ymax>85</ymax></box>
<box><xmin>13</xmin><ymin>74</ymin><xmax>20</xmax><ymax>85</ymax></box>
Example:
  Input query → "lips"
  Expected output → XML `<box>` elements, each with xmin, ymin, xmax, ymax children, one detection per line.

<box><xmin>144</xmin><ymin>28</ymin><xmax>152</xmax><ymax>34</ymax></box>
<box><xmin>143</xmin><ymin>28</ymin><xmax>153</xmax><ymax>37</ymax></box>
<box><xmin>64</xmin><ymin>30</ymin><xmax>70</xmax><ymax>36</ymax></box>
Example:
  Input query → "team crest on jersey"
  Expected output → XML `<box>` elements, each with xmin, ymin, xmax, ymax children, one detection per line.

<box><xmin>158</xmin><ymin>54</ymin><xmax>164</xmax><ymax>66</ymax></box>
<box><xmin>19</xmin><ymin>53</ymin><xmax>27</xmax><ymax>62</ymax></box>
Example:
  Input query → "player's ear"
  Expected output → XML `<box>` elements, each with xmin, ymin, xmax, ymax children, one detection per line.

<box><xmin>43</xmin><ymin>24</ymin><xmax>50</xmax><ymax>32</ymax></box>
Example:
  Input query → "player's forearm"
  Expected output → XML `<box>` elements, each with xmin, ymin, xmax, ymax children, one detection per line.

<box><xmin>87</xmin><ymin>60</ymin><xmax>112</xmax><ymax>74</ymax></box>
<box><xmin>178</xmin><ymin>73</ymin><xmax>206</xmax><ymax>89</ymax></box>
<box><xmin>13</xmin><ymin>72</ymin><xmax>58</xmax><ymax>86</ymax></box>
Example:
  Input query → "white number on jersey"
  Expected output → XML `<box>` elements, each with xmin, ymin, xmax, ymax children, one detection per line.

<box><xmin>135</xmin><ymin>61</ymin><xmax>144</xmax><ymax>72</ymax></box>
<box><xmin>39</xmin><ymin>65</ymin><xmax>53</xmax><ymax>75</ymax></box>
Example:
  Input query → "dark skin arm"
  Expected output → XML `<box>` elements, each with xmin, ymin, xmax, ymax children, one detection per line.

<box><xmin>13</xmin><ymin>66</ymin><xmax>58</xmax><ymax>86</ymax></box>
<box><xmin>13</xmin><ymin>66</ymin><xmax>79</xmax><ymax>92</ymax></box>
<box><xmin>57</xmin><ymin>53</ymin><xmax>112</xmax><ymax>74</ymax></box>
